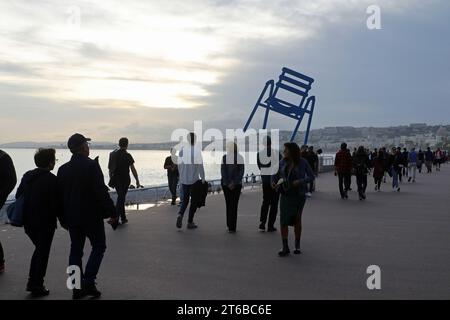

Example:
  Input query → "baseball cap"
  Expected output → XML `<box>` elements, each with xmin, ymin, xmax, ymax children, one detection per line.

<box><xmin>67</xmin><ymin>133</ymin><xmax>91</xmax><ymax>150</ymax></box>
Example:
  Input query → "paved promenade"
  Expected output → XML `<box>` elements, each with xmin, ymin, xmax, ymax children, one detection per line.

<box><xmin>1</xmin><ymin>165</ymin><xmax>450</xmax><ymax>300</ymax></box>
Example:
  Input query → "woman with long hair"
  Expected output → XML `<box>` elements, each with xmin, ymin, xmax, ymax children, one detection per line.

<box><xmin>273</xmin><ymin>142</ymin><xmax>315</xmax><ymax>257</ymax></box>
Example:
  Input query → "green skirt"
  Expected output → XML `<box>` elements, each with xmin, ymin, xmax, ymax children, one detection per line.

<box><xmin>279</xmin><ymin>194</ymin><xmax>306</xmax><ymax>226</ymax></box>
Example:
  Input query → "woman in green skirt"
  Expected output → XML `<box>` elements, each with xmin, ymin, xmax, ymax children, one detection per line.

<box><xmin>272</xmin><ymin>142</ymin><xmax>315</xmax><ymax>257</ymax></box>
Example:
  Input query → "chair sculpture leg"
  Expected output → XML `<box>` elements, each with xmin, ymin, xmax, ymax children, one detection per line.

<box><xmin>290</xmin><ymin>114</ymin><xmax>305</xmax><ymax>142</ymax></box>
<box><xmin>243</xmin><ymin>81</ymin><xmax>274</xmax><ymax>132</ymax></box>
<box><xmin>303</xmin><ymin>96</ymin><xmax>316</xmax><ymax>145</ymax></box>
<box><xmin>262</xmin><ymin>106</ymin><xmax>270</xmax><ymax>129</ymax></box>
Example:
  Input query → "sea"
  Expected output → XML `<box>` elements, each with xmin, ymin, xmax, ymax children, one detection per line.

<box><xmin>3</xmin><ymin>148</ymin><xmax>334</xmax><ymax>200</ymax></box>
<box><xmin>2</xmin><ymin>148</ymin><xmax>261</xmax><ymax>198</ymax></box>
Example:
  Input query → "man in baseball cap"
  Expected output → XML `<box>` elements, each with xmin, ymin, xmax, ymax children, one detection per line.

<box><xmin>67</xmin><ymin>133</ymin><xmax>91</xmax><ymax>152</ymax></box>
<box><xmin>57</xmin><ymin>133</ymin><xmax>117</xmax><ymax>299</ymax></box>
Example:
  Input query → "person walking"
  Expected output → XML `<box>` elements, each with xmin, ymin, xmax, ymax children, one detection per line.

<box><xmin>305</xmin><ymin>146</ymin><xmax>319</xmax><ymax>197</ymax></box>
<box><xmin>108</xmin><ymin>137</ymin><xmax>141</xmax><ymax>224</ymax></box>
<box><xmin>176</xmin><ymin>132</ymin><xmax>206</xmax><ymax>230</ymax></box>
<box><xmin>401</xmin><ymin>148</ymin><xmax>409</xmax><ymax>178</ymax></box>
<box><xmin>373</xmin><ymin>150</ymin><xmax>384</xmax><ymax>192</ymax></box>
<box><xmin>417</xmin><ymin>149</ymin><xmax>424</xmax><ymax>173</ymax></box>
<box><xmin>273</xmin><ymin>142</ymin><xmax>315</xmax><ymax>257</ymax></box>
<box><xmin>257</xmin><ymin>136</ymin><xmax>280</xmax><ymax>232</ymax></box>
<box><xmin>16</xmin><ymin>148</ymin><xmax>61</xmax><ymax>297</ymax></box>
<box><xmin>0</xmin><ymin>149</ymin><xmax>17</xmax><ymax>274</ymax></box>
<box><xmin>391</xmin><ymin>147</ymin><xmax>402</xmax><ymax>192</ymax></box>
<box><xmin>435</xmin><ymin>148</ymin><xmax>443</xmax><ymax>171</ymax></box>
<box><xmin>164</xmin><ymin>148</ymin><xmax>179</xmax><ymax>205</ymax></box>
<box><xmin>334</xmin><ymin>143</ymin><xmax>353</xmax><ymax>199</ymax></box>
<box><xmin>353</xmin><ymin>146</ymin><xmax>370</xmax><ymax>200</ymax></box>
<box><xmin>57</xmin><ymin>134</ymin><xmax>117</xmax><ymax>299</ymax></box>
<box><xmin>221</xmin><ymin>142</ymin><xmax>244</xmax><ymax>233</ymax></box>
<box><xmin>407</xmin><ymin>147</ymin><xmax>418</xmax><ymax>183</ymax></box>
<box><xmin>425</xmin><ymin>147</ymin><xmax>434</xmax><ymax>173</ymax></box>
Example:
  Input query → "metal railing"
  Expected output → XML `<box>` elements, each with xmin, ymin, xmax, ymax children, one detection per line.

<box><xmin>1</xmin><ymin>156</ymin><xmax>335</xmax><ymax>221</ymax></box>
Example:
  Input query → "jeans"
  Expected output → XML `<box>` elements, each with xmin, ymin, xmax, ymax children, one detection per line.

<box><xmin>223</xmin><ymin>185</ymin><xmax>242</xmax><ymax>232</ymax></box>
<box><xmin>356</xmin><ymin>174</ymin><xmax>367</xmax><ymax>195</ymax></box>
<box><xmin>259</xmin><ymin>183</ymin><xmax>279</xmax><ymax>228</ymax></box>
<box><xmin>69</xmin><ymin>222</ymin><xmax>106</xmax><ymax>285</ymax></box>
<box><xmin>337</xmin><ymin>173</ymin><xmax>351</xmax><ymax>197</ymax></box>
<box><xmin>392</xmin><ymin>168</ymin><xmax>399</xmax><ymax>189</ymax></box>
<box><xmin>374</xmin><ymin>177</ymin><xmax>382</xmax><ymax>190</ymax></box>
<box><xmin>168</xmin><ymin>175</ymin><xmax>179</xmax><ymax>202</ymax></box>
<box><xmin>408</xmin><ymin>163</ymin><xmax>417</xmax><ymax>181</ymax></box>
<box><xmin>115</xmin><ymin>184</ymin><xmax>129</xmax><ymax>221</ymax></box>
<box><xmin>25</xmin><ymin>228</ymin><xmax>55</xmax><ymax>287</ymax></box>
<box><xmin>178</xmin><ymin>184</ymin><xmax>198</xmax><ymax>223</ymax></box>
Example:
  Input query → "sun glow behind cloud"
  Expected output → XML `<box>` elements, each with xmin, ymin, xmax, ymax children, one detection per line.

<box><xmin>0</xmin><ymin>0</ymin><xmax>438</xmax><ymax>143</ymax></box>
<box><xmin>0</xmin><ymin>0</ymin><xmax>320</xmax><ymax>110</ymax></box>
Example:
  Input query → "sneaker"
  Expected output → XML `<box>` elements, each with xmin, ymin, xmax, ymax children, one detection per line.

<box><xmin>83</xmin><ymin>283</ymin><xmax>101</xmax><ymax>299</ymax></box>
<box><xmin>267</xmin><ymin>226</ymin><xmax>277</xmax><ymax>232</ymax></box>
<box><xmin>293</xmin><ymin>249</ymin><xmax>302</xmax><ymax>255</ymax></box>
<box><xmin>121</xmin><ymin>219</ymin><xmax>128</xmax><ymax>225</ymax></box>
<box><xmin>176</xmin><ymin>215</ymin><xmax>183</xmax><ymax>229</ymax></box>
<box><xmin>187</xmin><ymin>222</ymin><xmax>198</xmax><ymax>229</ymax></box>
<box><xmin>397</xmin><ymin>187</ymin><xmax>401</xmax><ymax>192</ymax></box>
<box><xmin>278</xmin><ymin>248</ymin><xmax>290</xmax><ymax>257</ymax></box>
<box><xmin>30</xmin><ymin>286</ymin><xmax>50</xmax><ymax>298</ymax></box>
<box><xmin>72</xmin><ymin>288</ymin><xmax>87</xmax><ymax>300</ymax></box>
<box><xmin>259</xmin><ymin>223</ymin><xmax>266</xmax><ymax>231</ymax></box>
<box><xmin>408</xmin><ymin>177</ymin><xmax>412</xmax><ymax>182</ymax></box>
<box><xmin>305</xmin><ymin>192</ymin><xmax>312</xmax><ymax>198</ymax></box>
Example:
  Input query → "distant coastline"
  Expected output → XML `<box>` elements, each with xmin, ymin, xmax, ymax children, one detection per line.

<box><xmin>2</xmin><ymin>123</ymin><xmax>449</xmax><ymax>152</ymax></box>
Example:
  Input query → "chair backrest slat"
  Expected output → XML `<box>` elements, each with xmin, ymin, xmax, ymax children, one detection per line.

<box><xmin>282</xmin><ymin>67</ymin><xmax>314</xmax><ymax>84</ymax></box>
<box><xmin>279</xmin><ymin>75</ymin><xmax>311</xmax><ymax>91</ymax></box>
<box><xmin>277</xmin><ymin>83</ymin><xmax>308</xmax><ymax>97</ymax></box>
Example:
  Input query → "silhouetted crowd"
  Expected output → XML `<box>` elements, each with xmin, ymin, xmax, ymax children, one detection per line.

<box><xmin>0</xmin><ymin>133</ymin><xmax>448</xmax><ymax>299</ymax></box>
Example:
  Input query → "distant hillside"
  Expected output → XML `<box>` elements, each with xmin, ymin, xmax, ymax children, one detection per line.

<box><xmin>2</xmin><ymin>123</ymin><xmax>449</xmax><ymax>151</ymax></box>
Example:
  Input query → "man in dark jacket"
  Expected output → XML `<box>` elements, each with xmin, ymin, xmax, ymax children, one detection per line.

<box><xmin>257</xmin><ymin>136</ymin><xmax>281</xmax><ymax>232</ymax></box>
<box><xmin>16</xmin><ymin>148</ymin><xmax>61</xmax><ymax>297</ymax></box>
<box><xmin>0</xmin><ymin>149</ymin><xmax>17</xmax><ymax>273</ymax></box>
<box><xmin>57</xmin><ymin>134</ymin><xmax>117</xmax><ymax>299</ymax></box>
<box><xmin>334</xmin><ymin>143</ymin><xmax>353</xmax><ymax>199</ymax></box>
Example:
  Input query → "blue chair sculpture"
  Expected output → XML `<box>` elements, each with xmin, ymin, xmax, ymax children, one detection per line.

<box><xmin>243</xmin><ymin>67</ymin><xmax>316</xmax><ymax>144</ymax></box>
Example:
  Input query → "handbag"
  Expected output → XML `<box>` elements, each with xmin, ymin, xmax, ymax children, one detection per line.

<box><xmin>6</xmin><ymin>194</ymin><xmax>25</xmax><ymax>227</ymax></box>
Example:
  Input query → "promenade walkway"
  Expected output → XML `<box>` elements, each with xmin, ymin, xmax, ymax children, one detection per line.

<box><xmin>1</xmin><ymin>165</ymin><xmax>449</xmax><ymax>299</ymax></box>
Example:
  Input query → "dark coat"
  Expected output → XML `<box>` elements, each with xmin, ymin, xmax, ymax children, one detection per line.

<box><xmin>334</xmin><ymin>149</ymin><xmax>353</xmax><ymax>174</ymax></box>
<box><xmin>0</xmin><ymin>150</ymin><xmax>17</xmax><ymax>209</ymax></box>
<box><xmin>353</xmin><ymin>152</ymin><xmax>370</xmax><ymax>175</ymax></box>
<box><xmin>272</xmin><ymin>158</ymin><xmax>315</xmax><ymax>196</ymax></box>
<box><xmin>16</xmin><ymin>168</ymin><xmax>60</xmax><ymax>230</ymax></box>
<box><xmin>57</xmin><ymin>153</ymin><xmax>116</xmax><ymax>227</ymax></box>
<box><xmin>190</xmin><ymin>180</ymin><xmax>208</xmax><ymax>209</ymax></box>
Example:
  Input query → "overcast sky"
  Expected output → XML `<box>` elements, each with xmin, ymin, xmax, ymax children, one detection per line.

<box><xmin>1</xmin><ymin>0</ymin><xmax>449</xmax><ymax>143</ymax></box>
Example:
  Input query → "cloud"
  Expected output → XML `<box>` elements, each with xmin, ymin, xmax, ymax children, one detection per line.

<box><xmin>0</xmin><ymin>0</ymin><xmax>448</xmax><ymax>143</ymax></box>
